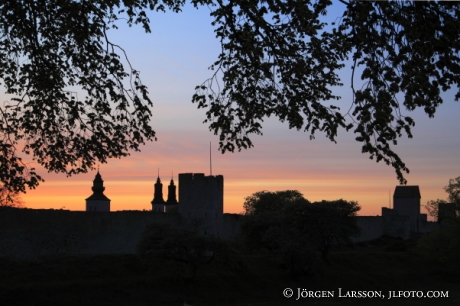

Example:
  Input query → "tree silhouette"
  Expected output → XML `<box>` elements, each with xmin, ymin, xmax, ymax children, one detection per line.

<box><xmin>2</xmin><ymin>1</ymin><xmax>459</xmax><ymax>192</ymax></box>
<box><xmin>193</xmin><ymin>1</ymin><xmax>460</xmax><ymax>184</ymax></box>
<box><xmin>0</xmin><ymin>185</ymin><xmax>25</xmax><ymax>207</ymax></box>
<box><xmin>138</xmin><ymin>222</ymin><xmax>241</xmax><ymax>281</ymax></box>
<box><xmin>425</xmin><ymin>176</ymin><xmax>460</xmax><ymax>221</ymax></box>
<box><xmin>239</xmin><ymin>190</ymin><xmax>360</xmax><ymax>278</ymax></box>
<box><xmin>0</xmin><ymin>0</ymin><xmax>159</xmax><ymax>193</ymax></box>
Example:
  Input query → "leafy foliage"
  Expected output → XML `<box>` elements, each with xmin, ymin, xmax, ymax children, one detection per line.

<box><xmin>137</xmin><ymin>222</ymin><xmax>242</xmax><ymax>281</ymax></box>
<box><xmin>0</xmin><ymin>0</ymin><xmax>178</xmax><ymax>192</ymax></box>
<box><xmin>418</xmin><ymin>222</ymin><xmax>460</xmax><ymax>272</ymax></box>
<box><xmin>425</xmin><ymin>199</ymin><xmax>447</xmax><ymax>221</ymax></box>
<box><xmin>284</xmin><ymin>199</ymin><xmax>361</xmax><ymax>263</ymax></box>
<box><xmin>425</xmin><ymin>176</ymin><xmax>460</xmax><ymax>220</ymax></box>
<box><xmin>444</xmin><ymin>176</ymin><xmax>460</xmax><ymax>205</ymax></box>
<box><xmin>2</xmin><ymin>1</ymin><xmax>460</xmax><ymax>192</ymax></box>
<box><xmin>239</xmin><ymin>190</ymin><xmax>360</xmax><ymax>278</ymax></box>
<box><xmin>243</xmin><ymin>190</ymin><xmax>309</xmax><ymax>215</ymax></box>
<box><xmin>193</xmin><ymin>1</ymin><xmax>460</xmax><ymax>184</ymax></box>
<box><xmin>281</xmin><ymin>239</ymin><xmax>322</xmax><ymax>280</ymax></box>
<box><xmin>342</xmin><ymin>2</ymin><xmax>460</xmax><ymax>183</ymax></box>
<box><xmin>420</xmin><ymin>176</ymin><xmax>460</xmax><ymax>269</ymax></box>
<box><xmin>0</xmin><ymin>185</ymin><xmax>25</xmax><ymax>207</ymax></box>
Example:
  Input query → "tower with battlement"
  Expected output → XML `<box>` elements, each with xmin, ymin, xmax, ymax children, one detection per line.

<box><xmin>393</xmin><ymin>185</ymin><xmax>421</xmax><ymax>232</ymax></box>
<box><xmin>178</xmin><ymin>173</ymin><xmax>223</xmax><ymax>237</ymax></box>
<box><xmin>150</xmin><ymin>172</ymin><xmax>224</xmax><ymax>235</ymax></box>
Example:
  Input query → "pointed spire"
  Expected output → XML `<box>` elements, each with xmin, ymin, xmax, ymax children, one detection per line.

<box><xmin>87</xmin><ymin>171</ymin><xmax>110</xmax><ymax>200</ymax></box>
<box><xmin>94</xmin><ymin>171</ymin><xmax>102</xmax><ymax>183</ymax></box>
<box><xmin>86</xmin><ymin>170</ymin><xmax>110</xmax><ymax>211</ymax></box>
<box><xmin>167</xmin><ymin>170</ymin><xmax>177</xmax><ymax>203</ymax></box>
<box><xmin>152</xmin><ymin>168</ymin><xmax>165</xmax><ymax>204</ymax></box>
<box><xmin>156</xmin><ymin>168</ymin><xmax>161</xmax><ymax>183</ymax></box>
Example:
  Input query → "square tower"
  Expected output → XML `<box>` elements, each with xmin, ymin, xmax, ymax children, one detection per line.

<box><xmin>393</xmin><ymin>185</ymin><xmax>421</xmax><ymax>232</ymax></box>
<box><xmin>178</xmin><ymin>173</ymin><xmax>224</xmax><ymax>237</ymax></box>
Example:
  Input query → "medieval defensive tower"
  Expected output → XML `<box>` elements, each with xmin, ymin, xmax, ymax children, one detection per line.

<box><xmin>86</xmin><ymin>171</ymin><xmax>111</xmax><ymax>212</ymax></box>
<box><xmin>393</xmin><ymin>185</ymin><xmax>421</xmax><ymax>232</ymax></box>
<box><xmin>178</xmin><ymin>173</ymin><xmax>224</xmax><ymax>237</ymax></box>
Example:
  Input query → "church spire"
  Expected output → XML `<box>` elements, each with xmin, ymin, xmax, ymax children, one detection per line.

<box><xmin>86</xmin><ymin>170</ymin><xmax>111</xmax><ymax>211</ymax></box>
<box><xmin>151</xmin><ymin>169</ymin><xmax>165</xmax><ymax>204</ymax></box>
<box><xmin>167</xmin><ymin>172</ymin><xmax>177</xmax><ymax>203</ymax></box>
<box><xmin>92</xmin><ymin>170</ymin><xmax>104</xmax><ymax>193</ymax></box>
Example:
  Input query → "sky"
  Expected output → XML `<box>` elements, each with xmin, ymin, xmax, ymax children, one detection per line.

<box><xmin>2</xmin><ymin>2</ymin><xmax>460</xmax><ymax>218</ymax></box>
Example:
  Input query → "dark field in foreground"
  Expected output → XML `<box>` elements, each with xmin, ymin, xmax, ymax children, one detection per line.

<box><xmin>1</xmin><ymin>239</ymin><xmax>459</xmax><ymax>306</ymax></box>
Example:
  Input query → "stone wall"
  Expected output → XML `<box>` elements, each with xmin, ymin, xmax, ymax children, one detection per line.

<box><xmin>222</xmin><ymin>213</ymin><xmax>241</xmax><ymax>240</ymax></box>
<box><xmin>0</xmin><ymin>207</ymin><xmax>439</xmax><ymax>260</ymax></box>
<box><xmin>0</xmin><ymin>209</ymin><xmax>180</xmax><ymax>260</ymax></box>
<box><xmin>352</xmin><ymin>216</ymin><xmax>384</xmax><ymax>243</ymax></box>
<box><xmin>383</xmin><ymin>214</ymin><xmax>410</xmax><ymax>240</ymax></box>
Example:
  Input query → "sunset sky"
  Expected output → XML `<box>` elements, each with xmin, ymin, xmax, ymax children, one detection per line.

<box><xmin>2</xmin><ymin>3</ymin><xmax>459</xmax><ymax>218</ymax></box>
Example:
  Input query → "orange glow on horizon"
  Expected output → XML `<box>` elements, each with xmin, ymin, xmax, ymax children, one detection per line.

<box><xmin>21</xmin><ymin>175</ymin><xmax>439</xmax><ymax>219</ymax></box>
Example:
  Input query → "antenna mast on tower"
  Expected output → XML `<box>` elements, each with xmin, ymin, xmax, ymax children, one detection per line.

<box><xmin>389</xmin><ymin>190</ymin><xmax>391</xmax><ymax>208</ymax></box>
<box><xmin>210</xmin><ymin>141</ymin><xmax>212</xmax><ymax>176</ymax></box>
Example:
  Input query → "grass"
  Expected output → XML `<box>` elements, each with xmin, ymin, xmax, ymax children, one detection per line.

<box><xmin>1</xmin><ymin>237</ymin><xmax>459</xmax><ymax>306</ymax></box>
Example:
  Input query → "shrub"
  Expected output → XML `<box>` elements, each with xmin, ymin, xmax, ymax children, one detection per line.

<box><xmin>137</xmin><ymin>222</ymin><xmax>244</xmax><ymax>281</ymax></box>
<box><xmin>281</xmin><ymin>241</ymin><xmax>323</xmax><ymax>280</ymax></box>
<box><xmin>383</xmin><ymin>240</ymin><xmax>407</xmax><ymax>252</ymax></box>
<box><xmin>418</xmin><ymin>220</ymin><xmax>460</xmax><ymax>271</ymax></box>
